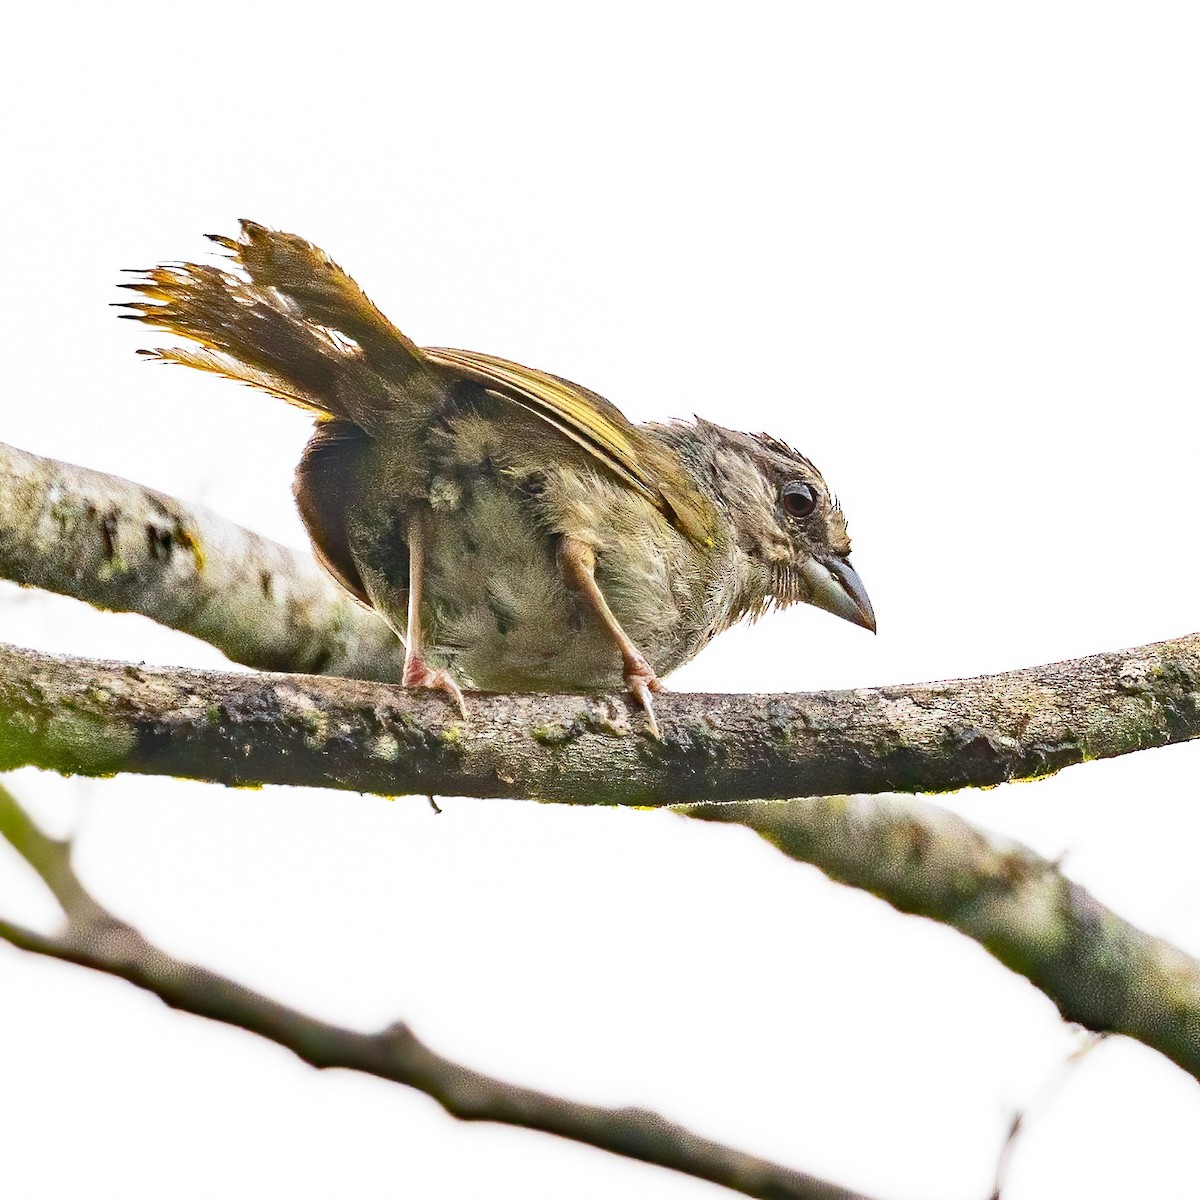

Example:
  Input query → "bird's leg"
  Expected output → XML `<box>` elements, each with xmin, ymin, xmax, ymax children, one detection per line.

<box><xmin>557</xmin><ymin>535</ymin><xmax>663</xmax><ymax>738</ymax></box>
<box><xmin>402</xmin><ymin>514</ymin><xmax>467</xmax><ymax>718</ymax></box>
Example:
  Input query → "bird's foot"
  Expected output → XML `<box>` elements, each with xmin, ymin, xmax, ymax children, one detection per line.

<box><xmin>403</xmin><ymin>657</ymin><xmax>468</xmax><ymax>719</ymax></box>
<box><xmin>623</xmin><ymin>653</ymin><xmax>664</xmax><ymax>740</ymax></box>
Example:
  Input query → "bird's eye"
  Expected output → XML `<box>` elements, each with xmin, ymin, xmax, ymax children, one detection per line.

<box><xmin>781</xmin><ymin>481</ymin><xmax>818</xmax><ymax>518</ymax></box>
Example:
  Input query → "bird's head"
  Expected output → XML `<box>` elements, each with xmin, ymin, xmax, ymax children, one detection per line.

<box><xmin>700</xmin><ymin>422</ymin><xmax>876</xmax><ymax>633</ymax></box>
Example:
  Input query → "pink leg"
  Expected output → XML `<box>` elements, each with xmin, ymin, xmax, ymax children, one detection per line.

<box><xmin>403</xmin><ymin>516</ymin><xmax>467</xmax><ymax>718</ymax></box>
<box><xmin>558</xmin><ymin>535</ymin><xmax>664</xmax><ymax>739</ymax></box>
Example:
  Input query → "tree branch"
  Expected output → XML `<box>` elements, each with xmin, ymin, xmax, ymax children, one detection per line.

<box><xmin>682</xmin><ymin>797</ymin><xmax>1200</xmax><ymax>1081</ymax></box>
<box><xmin>3</xmin><ymin>440</ymin><xmax>1197</xmax><ymax>801</ymax></box>
<box><xmin>0</xmin><ymin>634</ymin><xmax>1197</xmax><ymax>803</ymax></box>
<box><xmin>5</xmin><ymin>442</ymin><xmax>1200</xmax><ymax>1083</ymax></box>
<box><xmin>0</xmin><ymin>440</ymin><xmax>403</xmax><ymax>680</ymax></box>
<box><xmin>7</xmin><ymin>629</ymin><xmax>1200</xmax><ymax>1075</ymax></box>
<box><xmin>0</xmin><ymin>785</ymin><xmax>874</xmax><ymax>1200</ymax></box>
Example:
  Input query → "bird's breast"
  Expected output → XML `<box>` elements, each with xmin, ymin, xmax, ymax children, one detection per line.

<box><xmin>416</xmin><ymin>466</ymin><xmax>714</xmax><ymax>691</ymax></box>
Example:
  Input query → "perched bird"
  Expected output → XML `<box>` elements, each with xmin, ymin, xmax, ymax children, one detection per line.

<box><xmin>120</xmin><ymin>222</ymin><xmax>874</xmax><ymax>735</ymax></box>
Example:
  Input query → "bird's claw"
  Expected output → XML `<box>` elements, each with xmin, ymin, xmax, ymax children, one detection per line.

<box><xmin>403</xmin><ymin>658</ymin><xmax>468</xmax><ymax>719</ymax></box>
<box><xmin>624</xmin><ymin>655</ymin><xmax>664</xmax><ymax>739</ymax></box>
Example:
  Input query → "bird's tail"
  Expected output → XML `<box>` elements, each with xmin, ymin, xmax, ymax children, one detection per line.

<box><xmin>118</xmin><ymin>220</ymin><xmax>443</xmax><ymax>432</ymax></box>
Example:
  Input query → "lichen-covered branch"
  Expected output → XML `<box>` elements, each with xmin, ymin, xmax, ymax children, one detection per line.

<box><xmin>0</xmin><ymin>440</ymin><xmax>403</xmax><ymax>680</ymax></box>
<box><xmin>683</xmin><ymin>797</ymin><xmax>1200</xmax><ymax>1081</ymax></box>
<box><xmin>3</xmin><ymin>440</ymin><xmax>1198</xmax><ymax>801</ymax></box>
<box><xmin>0</xmin><ymin>635</ymin><xmax>1197</xmax><ymax>805</ymax></box>
<box><xmin>5</xmin><ymin>441</ymin><xmax>1200</xmax><ymax>1083</ymax></box>
<box><xmin>0</xmin><ymin>786</ymin><xmax>874</xmax><ymax>1200</ymax></box>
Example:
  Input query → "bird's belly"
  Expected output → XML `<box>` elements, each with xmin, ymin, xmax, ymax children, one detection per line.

<box><xmin>419</xmin><ymin>487</ymin><xmax>697</xmax><ymax>692</ymax></box>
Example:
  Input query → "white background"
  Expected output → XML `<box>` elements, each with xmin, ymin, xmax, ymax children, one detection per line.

<box><xmin>1</xmin><ymin>3</ymin><xmax>1199</xmax><ymax>1198</ymax></box>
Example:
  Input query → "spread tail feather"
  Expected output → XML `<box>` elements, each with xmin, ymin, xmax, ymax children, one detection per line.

<box><xmin>118</xmin><ymin>220</ymin><xmax>442</xmax><ymax>431</ymax></box>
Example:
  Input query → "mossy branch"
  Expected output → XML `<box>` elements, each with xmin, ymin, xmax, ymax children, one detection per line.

<box><xmin>0</xmin><ymin>634</ymin><xmax>1197</xmax><ymax>804</ymax></box>
<box><xmin>4</xmin><ymin>440</ymin><xmax>1200</xmax><ymax>1087</ymax></box>
<box><xmin>2</xmin><ymin>439</ymin><xmax>1197</xmax><ymax>804</ymax></box>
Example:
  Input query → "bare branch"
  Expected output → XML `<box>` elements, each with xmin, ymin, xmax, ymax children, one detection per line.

<box><xmin>0</xmin><ymin>440</ymin><xmax>402</xmax><ymax>680</ymax></box>
<box><xmin>5</xmin><ymin>441</ymin><xmax>1200</xmax><ymax>1085</ymax></box>
<box><xmin>0</xmin><ymin>785</ymin><xmax>874</xmax><ymax>1200</ymax></box>
<box><xmin>683</xmin><ymin>796</ymin><xmax>1200</xmax><ymax>1080</ymax></box>
<box><xmin>0</xmin><ymin>634</ymin><xmax>1197</xmax><ymax>803</ymax></box>
<box><xmin>2</xmin><ymin>440</ymin><xmax>1197</xmax><ymax>802</ymax></box>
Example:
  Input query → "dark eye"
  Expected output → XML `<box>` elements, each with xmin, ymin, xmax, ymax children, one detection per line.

<box><xmin>781</xmin><ymin>481</ymin><xmax>818</xmax><ymax>518</ymax></box>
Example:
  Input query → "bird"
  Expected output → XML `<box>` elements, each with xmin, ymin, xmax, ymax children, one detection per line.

<box><xmin>119</xmin><ymin>221</ymin><xmax>875</xmax><ymax>736</ymax></box>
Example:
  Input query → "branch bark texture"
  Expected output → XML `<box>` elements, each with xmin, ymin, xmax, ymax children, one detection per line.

<box><xmin>0</xmin><ymin>635</ymin><xmax>1197</xmax><ymax>804</ymax></box>
<box><xmin>0</xmin><ymin>440</ymin><xmax>403</xmax><ymax>680</ymax></box>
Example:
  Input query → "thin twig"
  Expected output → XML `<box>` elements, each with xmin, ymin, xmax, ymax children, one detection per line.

<box><xmin>989</xmin><ymin>1033</ymin><xmax>1102</xmax><ymax>1199</ymax></box>
<box><xmin>0</xmin><ymin>784</ymin><xmax>875</xmax><ymax>1200</ymax></box>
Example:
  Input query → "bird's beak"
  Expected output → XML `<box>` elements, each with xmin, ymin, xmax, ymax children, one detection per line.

<box><xmin>799</xmin><ymin>556</ymin><xmax>876</xmax><ymax>633</ymax></box>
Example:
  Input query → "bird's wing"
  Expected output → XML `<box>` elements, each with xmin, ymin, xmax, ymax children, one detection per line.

<box><xmin>424</xmin><ymin>347</ymin><xmax>716</xmax><ymax>547</ymax></box>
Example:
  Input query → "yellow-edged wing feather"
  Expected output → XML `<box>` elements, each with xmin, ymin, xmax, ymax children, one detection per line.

<box><xmin>121</xmin><ymin>222</ymin><xmax>718</xmax><ymax>548</ymax></box>
<box><xmin>425</xmin><ymin>347</ymin><xmax>717</xmax><ymax>548</ymax></box>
